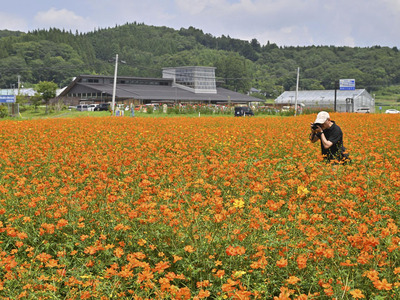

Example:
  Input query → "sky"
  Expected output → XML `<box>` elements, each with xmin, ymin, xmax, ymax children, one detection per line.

<box><xmin>0</xmin><ymin>0</ymin><xmax>399</xmax><ymax>48</ymax></box>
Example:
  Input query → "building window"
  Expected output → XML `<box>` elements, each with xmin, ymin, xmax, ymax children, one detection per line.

<box><xmin>163</xmin><ymin>66</ymin><xmax>217</xmax><ymax>93</ymax></box>
<box><xmin>82</xmin><ymin>78</ymin><xmax>99</xmax><ymax>83</ymax></box>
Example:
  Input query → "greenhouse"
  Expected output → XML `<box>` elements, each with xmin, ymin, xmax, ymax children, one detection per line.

<box><xmin>275</xmin><ymin>89</ymin><xmax>375</xmax><ymax>112</ymax></box>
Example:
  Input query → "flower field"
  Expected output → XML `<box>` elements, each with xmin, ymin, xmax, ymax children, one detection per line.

<box><xmin>0</xmin><ymin>113</ymin><xmax>399</xmax><ymax>299</ymax></box>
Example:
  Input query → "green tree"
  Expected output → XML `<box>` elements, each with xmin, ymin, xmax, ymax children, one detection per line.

<box><xmin>16</xmin><ymin>94</ymin><xmax>29</xmax><ymax>106</ymax></box>
<box><xmin>0</xmin><ymin>56</ymin><xmax>32</xmax><ymax>88</ymax></box>
<box><xmin>214</xmin><ymin>53</ymin><xmax>251</xmax><ymax>93</ymax></box>
<box><xmin>3</xmin><ymin>24</ymin><xmax>400</xmax><ymax>97</ymax></box>
<box><xmin>30</xmin><ymin>93</ymin><xmax>42</xmax><ymax>111</ymax></box>
<box><xmin>0</xmin><ymin>104</ymin><xmax>8</xmax><ymax>118</ymax></box>
<box><xmin>35</xmin><ymin>81</ymin><xmax>57</xmax><ymax>114</ymax></box>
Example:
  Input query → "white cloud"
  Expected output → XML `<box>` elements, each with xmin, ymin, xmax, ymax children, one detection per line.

<box><xmin>248</xmin><ymin>26</ymin><xmax>314</xmax><ymax>47</ymax></box>
<box><xmin>33</xmin><ymin>8</ymin><xmax>96</xmax><ymax>32</ymax></box>
<box><xmin>171</xmin><ymin>0</ymin><xmax>327</xmax><ymax>44</ymax></box>
<box><xmin>84</xmin><ymin>0</ymin><xmax>177</xmax><ymax>30</ymax></box>
<box><xmin>1</xmin><ymin>0</ymin><xmax>399</xmax><ymax>47</ymax></box>
<box><xmin>175</xmin><ymin>0</ymin><xmax>227</xmax><ymax>14</ymax></box>
<box><xmin>0</xmin><ymin>12</ymin><xmax>28</xmax><ymax>31</ymax></box>
<box><xmin>342</xmin><ymin>36</ymin><xmax>356</xmax><ymax>48</ymax></box>
<box><xmin>382</xmin><ymin>0</ymin><xmax>400</xmax><ymax>12</ymax></box>
<box><xmin>170</xmin><ymin>0</ymin><xmax>400</xmax><ymax>47</ymax></box>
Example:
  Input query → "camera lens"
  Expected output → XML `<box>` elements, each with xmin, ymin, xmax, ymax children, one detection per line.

<box><xmin>312</xmin><ymin>123</ymin><xmax>319</xmax><ymax>130</ymax></box>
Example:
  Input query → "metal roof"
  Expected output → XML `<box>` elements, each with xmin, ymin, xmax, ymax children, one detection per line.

<box><xmin>80</xmin><ymin>82</ymin><xmax>258</xmax><ymax>102</ymax></box>
<box><xmin>162</xmin><ymin>66</ymin><xmax>216</xmax><ymax>70</ymax></box>
<box><xmin>275</xmin><ymin>89</ymin><xmax>371</xmax><ymax>103</ymax></box>
<box><xmin>0</xmin><ymin>88</ymin><xmax>36</xmax><ymax>97</ymax></box>
<box><xmin>59</xmin><ymin>75</ymin><xmax>260</xmax><ymax>103</ymax></box>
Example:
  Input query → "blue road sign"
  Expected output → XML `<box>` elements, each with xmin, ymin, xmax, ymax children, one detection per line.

<box><xmin>0</xmin><ymin>95</ymin><xmax>16</xmax><ymax>103</ymax></box>
<box><xmin>339</xmin><ymin>79</ymin><xmax>355</xmax><ymax>90</ymax></box>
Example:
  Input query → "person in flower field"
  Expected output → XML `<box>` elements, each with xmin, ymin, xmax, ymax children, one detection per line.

<box><xmin>309</xmin><ymin>111</ymin><xmax>350</xmax><ymax>164</ymax></box>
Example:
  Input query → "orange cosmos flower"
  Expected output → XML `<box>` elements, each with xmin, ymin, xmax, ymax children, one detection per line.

<box><xmin>105</xmin><ymin>244</ymin><xmax>115</xmax><ymax>250</ymax></box>
<box><xmin>221</xmin><ymin>278</ymin><xmax>238</xmax><ymax>292</ymax></box>
<box><xmin>173</xmin><ymin>286</ymin><xmax>191</xmax><ymax>299</ymax></box>
<box><xmin>153</xmin><ymin>261</ymin><xmax>170</xmax><ymax>274</ymax></box>
<box><xmin>349</xmin><ymin>289</ymin><xmax>365</xmax><ymax>299</ymax></box>
<box><xmin>197</xmin><ymin>289</ymin><xmax>210</xmax><ymax>298</ymax></box>
<box><xmin>173</xmin><ymin>255</ymin><xmax>183</xmax><ymax>263</ymax></box>
<box><xmin>274</xmin><ymin>287</ymin><xmax>293</xmax><ymax>300</ymax></box>
<box><xmin>184</xmin><ymin>245</ymin><xmax>195</xmax><ymax>253</ymax></box>
<box><xmin>215</xmin><ymin>270</ymin><xmax>225</xmax><ymax>278</ymax></box>
<box><xmin>137</xmin><ymin>269</ymin><xmax>154</xmax><ymax>283</ymax></box>
<box><xmin>363</xmin><ymin>270</ymin><xmax>379</xmax><ymax>281</ymax></box>
<box><xmin>159</xmin><ymin>277</ymin><xmax>170</xmax><ymax>285</ymax></box>
<box><xmin>45</xmin><ymin>259</ymin><xmax>59</xmax><ymax>268</ymax></box>
<box><xmin>137</xmin><ymin>239</ymin><xmax>146</xmax><ymax>246</ymax></box>
<box><xmin>17</xmin><ymin>232</ymin><xmax>28</xmax><ymax>239</ymax></box>
<box><xmin>296</xmin><ymin>254</ymin><xmax>307</xmax><ymax>269</ymax></box>
<box><xmin>225</xmin><ymin>245</ymin><xmax>245</xmax><ymax>256</ymax></box>
<box><xmin>373</xmin><ymin>278</ymin><xmax>392</xmax><ymax>290</ymax></box>
<box><xmin>86</xmin><ymin>260</ymin><xmax>94</xmax><ymax>267</ymax></box>
<box><xmin>80</xmin><ymin>291</ymin><xmax>91</xmax><ymax>299</ymax></box>
<box><xmin>80</xmin><ymin>234</ymin><xmax>89</xmax><ymax>241</ymax></box>
<box><xmin>196</xmin><ymin>280</ymin><xmax>211</xmax><ymax>288</ymax></box>
<box><xmin>114</xmin><ymin>247</ymin><xmax>124</xmax><ymax>258</ymax></box>
<box><xmin>276</xmin><ymin>258</ymin><xmax>288</xmax><ymax>268</ymax></box>
<box><xmin>214</xmin><ymin>214</ymin><xmax>224</xmax><ymax>223</ymax></box>
<box><xmin>84</xmin><ymin>246</ymin><xmax>97</xmax><ymax>255</ymax></box>
<box><xmin>340</xmin><ymin>259</ymin><xmax>357</xmax><ymax>266</ymax></box>
<box><xmin>286</xmin><ymin>276</ymin><xmax>300</xmax><ymax>284</ymax></box>
<box><xmin>36</xmin><ymin>252</ymin><xmax>52</xmax><ymax>263</ymax></box>
<box><xmin>114</xmin><ymin>223</ymin><xmax>127</xmax><ymax>231</ymax></box>
<box><xmin>295</xmin><ymin>295</ymin><xmax>308</xmax><ymax>300</ymax></box>
<box><xmin>15</xmin><ymin>241</ymin><xmax>24</xmax><ymax>248</ymax></box>
<box><xmin>56</xmin><ymin>219</ymin><xmax>68</xmax><ymax>229</ymax></box>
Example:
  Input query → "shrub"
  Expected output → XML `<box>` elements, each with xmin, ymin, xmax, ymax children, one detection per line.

<box><xmin>0</xmin><ymin>105</ymin><xmax>8</xmax><ymax>118</ymax></box>
<box><xmin>146</xmin><ymin>105</ymin><xmax>154</xmax><ymax>114</ymax></box>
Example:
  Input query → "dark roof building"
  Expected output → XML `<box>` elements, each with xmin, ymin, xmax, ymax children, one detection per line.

<box><xmin>58</xmin><ymin>66</ymin><xmax>260</xmax><ymax>106</ymax></box>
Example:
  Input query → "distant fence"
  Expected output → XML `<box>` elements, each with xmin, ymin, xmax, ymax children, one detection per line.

<box><xmin>1</xmin><ymin>103</ymin><xmax>20</xmax><ymax>117</ymax></box>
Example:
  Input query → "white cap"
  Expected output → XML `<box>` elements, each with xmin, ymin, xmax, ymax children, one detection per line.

<box><xmin>314</xmin><ymin>111</ymin><xmax>330</xmax><ymax>124</ymax></box>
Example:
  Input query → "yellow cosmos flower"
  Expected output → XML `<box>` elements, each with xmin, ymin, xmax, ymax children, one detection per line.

<box><xmin>297</xmin><ymin>186</ymin><xmax>310</xmax><ymax>197</ymax></box>
<box><xmin>233</xmin><ymin>271</ymin><xmax>246</xmax><ymax>278</ymax></box>
<box><xmin>233</xmin><ymin>198</ymin><xmax>245</xmax><ymax>209</ymax></box>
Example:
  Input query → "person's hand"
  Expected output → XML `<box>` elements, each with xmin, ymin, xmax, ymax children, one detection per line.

<box><xmin>310</xmin><ymin>123</ymin><xmax>323</xmax><ymax>133</ymax></box>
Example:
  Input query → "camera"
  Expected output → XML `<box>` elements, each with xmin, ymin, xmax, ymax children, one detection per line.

<box><xmin>311</xmin><ymin>123</ymin><xmax>321</xmax><ymax>130</ymax></box>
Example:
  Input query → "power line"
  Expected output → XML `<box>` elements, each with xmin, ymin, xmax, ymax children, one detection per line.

<box><xmin>2</xmin><ymin>58</ymin><xmax>400</xmax><ymax>88</ymax></box>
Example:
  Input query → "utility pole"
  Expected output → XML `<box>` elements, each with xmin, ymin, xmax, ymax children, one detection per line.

<box><xmin>111</xmin><ymin>54</ymin><xmax>118</xmax><ymax>116</ymax></box>
<box><xmin>334</xmin><ymin>80</ymin><xmax>338</xmax><ymax>112</ymax></box>
<box><xmin>295</xmin><ymin>67</ymin><xmax>299</xmax><ymax>116</ymax></box>
<box><xmin>17</xmin><ymin>75</ymin><xmax>21</xmax><ymax>95</ymax></box>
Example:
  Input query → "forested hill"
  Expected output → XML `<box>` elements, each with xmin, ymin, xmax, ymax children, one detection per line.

<box><xmin>1</xmin><ymin>23</ymin><xmax>400</xmax><ymax>98</ymax></box>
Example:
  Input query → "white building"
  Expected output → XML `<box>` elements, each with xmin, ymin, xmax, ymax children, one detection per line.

<box><xmin>0</xmin><ymin>88</ymin><xmax>36</xmax><ymax>97</ymax></box>
<box><xmin>0</xmin><ymin>88</ymin><xmax>66</xmax><ymax>98</ymax></box>
<box><xmin>275</xmin><ymin>89</ymin><xmax>375</xmax><ymax>113</ymax></box>
<box><xmin>162</xmin><ymin>66</ymin><xmax>217</xmax><ymax>94</ymax></box>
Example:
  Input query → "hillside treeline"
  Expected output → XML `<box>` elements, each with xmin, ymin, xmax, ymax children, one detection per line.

<box><xmin>1</xmin><ymin>23</ymin><xmax>400</xmax><ymax>98</ymax></box>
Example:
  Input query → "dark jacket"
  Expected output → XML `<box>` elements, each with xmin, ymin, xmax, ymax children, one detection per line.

<box><xmin>321</xmin><ymin>122</ymin><xmax>347</xmax><ymax>162</ymax></box>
